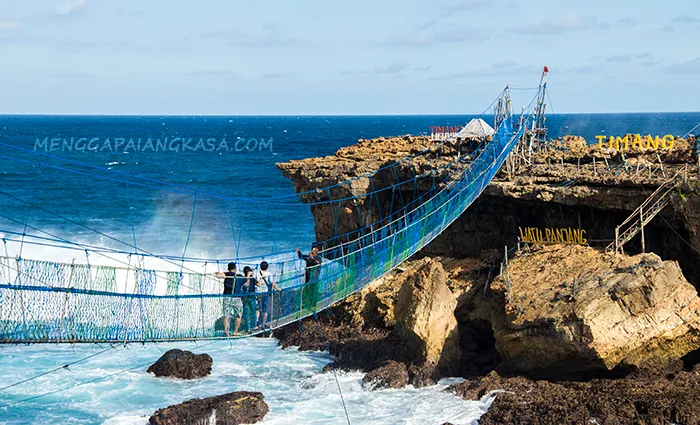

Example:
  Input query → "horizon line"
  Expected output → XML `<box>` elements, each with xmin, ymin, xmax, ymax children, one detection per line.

<box><xmin>1</xmin><ymin>111</ymin><xmax>700</xmax><ymax>117</ymax></box>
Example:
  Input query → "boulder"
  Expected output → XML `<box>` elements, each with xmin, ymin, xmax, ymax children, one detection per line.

<box><xmin>149</xmin><ymin>391</ymin><xmax>268</xmax><ymax>425</ymax></box>
<box><xmin>392</xmin><ymin>258</ymin><xmax>462</xmax><ymax>377</ymax></box>
<box><xmin>361</xmin><ymin>360</ymin><xmax>409</xmax><ymax>390</ymax></box>
<box><xmin>147</xmin><ymin>349</ymin><xmax>213</xmax><ymax>379</ymax></box>
<box><xmin>491</xmin><ymin>245</ymin><xmax>700</xmax><ymax>378</ymax></box>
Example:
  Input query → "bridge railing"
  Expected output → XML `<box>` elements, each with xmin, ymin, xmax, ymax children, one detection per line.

<box><xmin>0</xmin><ymin>116</ymin><xmax>526</xmax><ymax>343</ymax></box>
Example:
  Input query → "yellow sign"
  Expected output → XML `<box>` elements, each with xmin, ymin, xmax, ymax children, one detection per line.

<box><xmin>595</xmin><ymin>134</ymin><xmax>674</xmax><ymax>151</ymax></box>
<box><xmin>519</xmin><ymin>227</ymin><xmax>587</xmax><ymax>245</ymax></box>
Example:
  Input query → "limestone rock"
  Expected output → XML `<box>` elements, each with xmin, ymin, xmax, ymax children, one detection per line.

<box><xmin>361</xmin><ymin>360</ymin><xmax>410</xmax><ymax>390</ymax></box>
<box><xmin>491</xmin><ymin>245</ymin><xmax>700</xmax><ymax>377</ymax></box>
<box><xmin>149</xmin><ymin>391</ymin><xmax>268</xmax><ymax>425</ymax></box>
<box><xmin>147</xmin><ymin>349</ymin><xmax>213</xmax><ymax>379</ymax></box>
<box><xmin>393</xmin><ymin>258</ymin><xmax>462</xmax><ymax>377</ymax></box>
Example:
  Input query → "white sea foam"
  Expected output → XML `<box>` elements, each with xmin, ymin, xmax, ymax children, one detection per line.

<box><xmin>0</xmin><ymin>339</ymin><xmax>491</xmax><ymax>424</ymax></box>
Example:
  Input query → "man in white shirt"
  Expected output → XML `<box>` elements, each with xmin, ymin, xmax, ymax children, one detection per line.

<box><xmin>256</xmin><ymin>261</ymin><xmax>280</xmax><ymax>329</ymax></box>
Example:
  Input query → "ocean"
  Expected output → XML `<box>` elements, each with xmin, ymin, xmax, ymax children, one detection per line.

<box><xmin>0</xmin><ymin>112</ymin><xmax>699</xmax><ymax>424</ymax></box>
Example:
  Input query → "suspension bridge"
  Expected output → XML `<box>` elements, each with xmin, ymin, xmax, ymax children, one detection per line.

<box><xmin>0</xmin><ymin>86</ymin><xmax>540</xmax><ymax>344</ymax></box>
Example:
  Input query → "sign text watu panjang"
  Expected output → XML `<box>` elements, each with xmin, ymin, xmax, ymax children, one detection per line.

<box><xmin>518</xmin><ymin>227</ymin><xmax>588</xmax><ymax>245</ymax></box>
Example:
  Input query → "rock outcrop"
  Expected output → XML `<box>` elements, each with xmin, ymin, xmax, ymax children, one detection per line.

<box><xmin>275</xmin><ymin>257</ymin><xmax>471</xmax><ymax>385</ymax></box>
<box><xmin>393</xmin><ymin>258</ymin><xmax>462</xmax><ymax>378</ymax></box>
<box><xmin>149</xmin><ymin>391</ymin><xmax>268</xmax><ymax>425</ymax></box>
<box><xmin>147</xmin><ymin>349</ymin><xmax>213</xmax><ymax>379</ymax></box>
<box><xmin>361</xmin><ymin>360</ymin><xmax>410</xmax><ymax>390</ymax></box>
<box><xmin>490</xmin><ymin>245</ymin><xmax>700</xmax><ymax>378</ymax></box>
<box><xmin>450</xmin><ymin>367</ymin><xmax>700</xmax><ymax>425</ymax></box>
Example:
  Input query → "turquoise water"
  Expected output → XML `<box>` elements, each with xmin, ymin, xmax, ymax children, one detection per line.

<box><xmin>0</xmin><ymin>339</ymin><xmax>493</xmax><ymax>424</ymax></box>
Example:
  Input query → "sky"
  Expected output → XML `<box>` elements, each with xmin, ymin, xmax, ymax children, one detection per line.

<box><xmin>0</xmin><ymin>0</ymin><xmax>699</xmax><ymax>115</ymax></box>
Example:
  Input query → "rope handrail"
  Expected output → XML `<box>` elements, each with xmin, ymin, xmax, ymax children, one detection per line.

<box><xmin>0</xmin><ymin>87</ymin><xmax>536</xmax><ymax>343</ymax></box>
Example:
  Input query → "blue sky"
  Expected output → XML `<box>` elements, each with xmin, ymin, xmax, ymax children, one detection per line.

<box><xmin>1</xmin><ymin>0</ymin><xmax>698</xmax><ymax>114</ymax></box>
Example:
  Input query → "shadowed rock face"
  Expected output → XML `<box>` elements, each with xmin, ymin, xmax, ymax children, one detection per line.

<box><xmin>489</xmin><ymin>245</ymin><xmax>700</xmax><ymax>379</ymax></box>
<box><xmin>147</xmin><ymin>349</ymin><xmax>213</xmax><ymax>380</ymax></box>
<box><xmin>149</xmin><ymin>391</ymin><xmax>268</xmax><ymax>425</ymax></box>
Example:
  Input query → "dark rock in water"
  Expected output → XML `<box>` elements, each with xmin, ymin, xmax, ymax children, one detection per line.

<box><xmin>449</xmin><ymin>369</ymin><xmax>700</xmax><ymax>425</ymax></box>
<box><xmin>149</xmin><ymin>391</ymin><xmax>268</xmax><ymax>425</ymax></box>
<box><xmin>300</xmin><ymin>379</ymin><xmax>316</xmax><ymax>390</ymax></box>
<box><xmin>361</xmin><ymin>360</ymin><xmax>409</xmax><ymax>390</ymax></box>
<box><xmin>407</xmin><ymin>363</ymin><xmax>437</xmax><ymax>388</ymax></box>
<box><xmin>147</xmin><ymin>349</ymin><xmax>213</xmax><ymax>379</ymax></box>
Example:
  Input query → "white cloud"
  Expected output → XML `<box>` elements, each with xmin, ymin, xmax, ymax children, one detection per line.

<box><xmin>374</xmin><ymin>61</ymin><xmax>409</xmax><ymax>74</ymax></box>
<box><xmin>385</xmin><ymin>26</ymin><xmax>490</xmax><ymax>47</ymax></box>
<box><xmin>615</xmin><ymin>18</ymin><xmax>637</xmax><ymax>27</ymax></box>
<box><xmin>508</xmin><ymin>13</ymin><xmax>607</xmax><ymax>35</ymax></box>
<box><xmin>671</xmin><ymin>15</ymin><xmax>700</xmax><ymax>24</ymax></box>
<box><xmin>0</xmin><ymin>20</ymin><xmax>23</xmax><ymax>31</ymax></box>
<box><xmin>665</xmin><ymin>57</ymin><xmax>700</xmax><ymax>74</ymax></box>
<box><xmin>439</xmin><ymin>0</ymin><xmax>492</xmax><ymax>13</ymax></box>
<box><xmin>54</xmin><ymin>0</ymin><xmax>89</xmax><ymax>17</ymax></box>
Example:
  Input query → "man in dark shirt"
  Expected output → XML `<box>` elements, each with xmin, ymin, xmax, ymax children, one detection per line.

<box><xmin>296</xmin><ymin>247</ymin><xmax>322</xmax><ymax>312</ymax></box>
<box><xmin>215</xmin><ymin>262</ymin><xmax>243</xmax><ymax>336</ymax></box>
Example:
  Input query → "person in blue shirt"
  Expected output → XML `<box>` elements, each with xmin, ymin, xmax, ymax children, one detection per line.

<box><xmin>215</xmin><ymin>262</ymin><xmax>243</xmax><ymax>336</ymax></box>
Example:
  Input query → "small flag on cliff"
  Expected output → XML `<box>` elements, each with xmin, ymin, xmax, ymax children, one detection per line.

<box><xmin>543</xmin><ymin>66</ymin><xmax>549</xmax><ymax>74</ymax></box>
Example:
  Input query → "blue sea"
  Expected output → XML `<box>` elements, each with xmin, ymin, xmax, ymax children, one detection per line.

<box><xmin>0</xmin><ymin>113</ymin><xmax>699</xmax><ymax>424</ymax></box>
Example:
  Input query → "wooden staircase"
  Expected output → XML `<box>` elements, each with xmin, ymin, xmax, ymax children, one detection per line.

<box><xmin>607</xmin><ymin>176</ymin><xmax>681</xmax><ymax>254</ymax></box>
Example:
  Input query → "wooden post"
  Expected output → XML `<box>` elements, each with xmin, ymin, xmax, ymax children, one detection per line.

<box><xmin>640</xmin><ymin>206</ymin><xmax>645</xmax><ymax>253</ymax></box>
<box><xmin>657</xmin><ymin>153</ymin><xmax>666</xmax><ymax>178</ymax></box>
<box><xmin>615</xmin><ymin>227</ymin><xmax>620</xmax><ymax>254</ymax></box>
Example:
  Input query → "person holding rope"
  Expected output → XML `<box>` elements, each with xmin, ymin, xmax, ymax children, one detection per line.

<box><xmin>296</xmin><ymin>246</ymin><xmax>322</xmax><ymax>313</ymax></box>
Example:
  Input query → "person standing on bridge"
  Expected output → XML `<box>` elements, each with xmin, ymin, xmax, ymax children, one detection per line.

<box><xmin>241</xmin><ymin>266</ymin><xmax>257</xmax><ymax>333</ymax></box>
<box><xmin>215</xmin><ymin>262</ymin><xmax>243</xmax><ymax>337</ymax></box>
<box><xmin>296</xmin><ymin>246</ymin><xmax>322</xmax><ymax>312</ymax></box>
<box><xmin>257</xmin><ymin>261</ymin><xmax>280</xmax><ymax>329</ymax></box>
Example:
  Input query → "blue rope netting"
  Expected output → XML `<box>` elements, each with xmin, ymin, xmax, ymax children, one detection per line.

<box><xmin>0</xmin><ymin>90</ymin><xmax>535</xmax><ymax>343</ymax></box>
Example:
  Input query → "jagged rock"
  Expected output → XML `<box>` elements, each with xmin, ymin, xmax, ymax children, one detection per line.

<box><xmin>147</xmin><ymin>349</ymin><xmax>213</xmax><ymax>379</ymax></box>
<box><xmin>393</xmin><ymin>258</ymin><xmax>462</xmax><ymax>377</ymax></box>
<box><xmin>149</xmin><ymin>391</ymin><xmax>268</xmax><ymax>425</ymax></box>
<box><xmin>361</xmin><ymin>360</ymin><xmax>410</xmax><ymax>390</ymax></box>
<box><xmin>449</xmin><ymin>368</ymin><xmax>700</xmax><ymax>425</ymax></box>
<box><xmin>491</xmin><ymin>245</ymin><xmax>700</xmax><ymax>378</ymax></box>
<box><xmin>407</xmin><ymin>362</ymin><xmax>437</xmax><ymax>388</ymax></box>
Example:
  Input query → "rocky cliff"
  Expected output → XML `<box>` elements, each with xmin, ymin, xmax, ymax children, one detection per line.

<box><xmin>275</xmin><ymin>134</ymin><xmax>700</xmax><ymax>424</ymax></box>
<box><xmin>278</xmin><ymin>135</ymin><xmax>700</xmax><ymax>288</ymax></box>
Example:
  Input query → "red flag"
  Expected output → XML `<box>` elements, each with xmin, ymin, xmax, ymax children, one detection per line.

<box><xmin>543</xmin><ymin>66</ymin><xmax>549</xmax><ymax>74</ymax></box>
